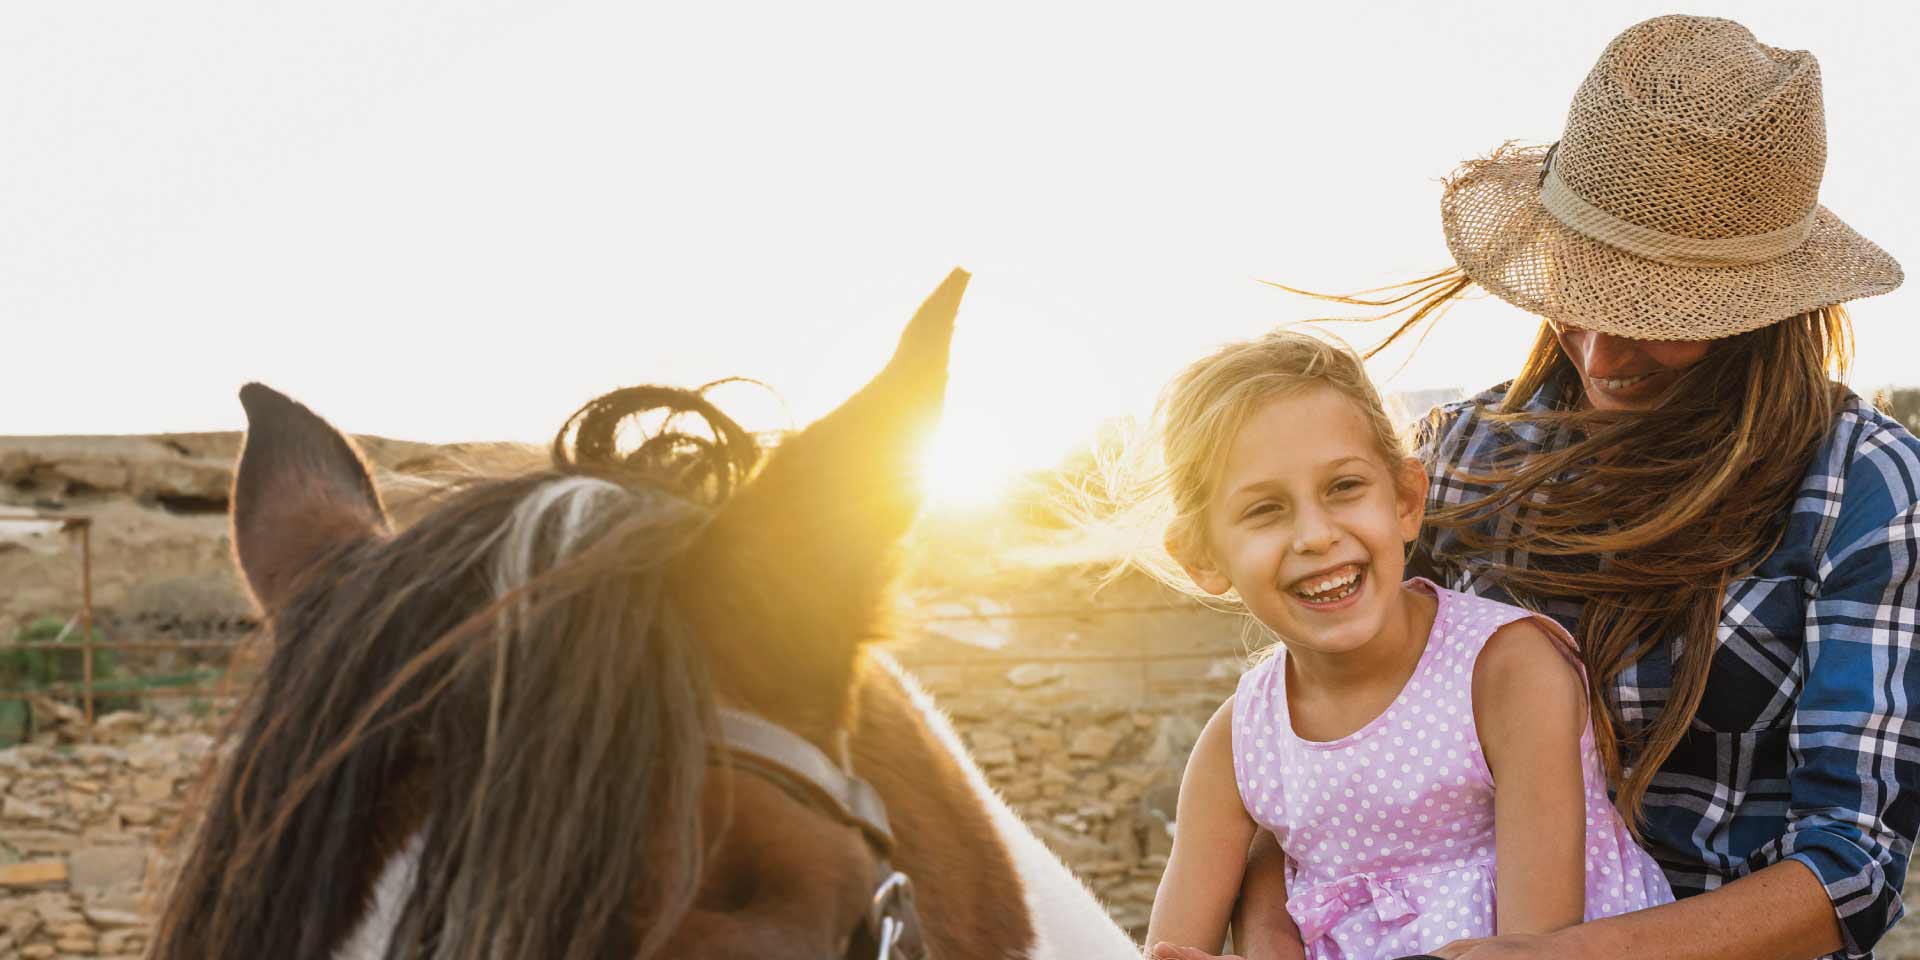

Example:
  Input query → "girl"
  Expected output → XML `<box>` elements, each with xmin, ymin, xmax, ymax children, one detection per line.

<box><xmin>1138</xmin><ymin>330</ymin><xmax>1670</xmax><ymax>960</ymax></box>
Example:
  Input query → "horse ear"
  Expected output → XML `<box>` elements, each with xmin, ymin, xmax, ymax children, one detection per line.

<box><xmin>685</xmin><ymin>270</ymin><xmax>967</xmax><ymax>704</ymax></box>
<box><xmin>231</xmin><ymin>383</ymin><xmax>390</xmax><ymax>613</ymax></box>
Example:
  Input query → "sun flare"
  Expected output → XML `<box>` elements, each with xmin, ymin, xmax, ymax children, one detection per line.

<box><xmin>916</xmin><ymin>409</ymin><xmax>1023</xmax><ymax>512</ymax></box>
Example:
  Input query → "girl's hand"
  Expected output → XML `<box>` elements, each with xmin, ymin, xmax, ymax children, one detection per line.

<box><xmin>1147</xmin><ymin>942</ymin><xmax>1244</xmax><ymax>960</ymax></box>
<box><xmin>1428</xmin><ymin>932</ymin><xmax>1561</xmax><ymax>959</ymax></box>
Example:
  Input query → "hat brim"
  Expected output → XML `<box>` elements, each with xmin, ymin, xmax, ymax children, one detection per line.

<box><xmin>1440</xmin><ymin>145</ymin><xmax>1904</xmax><ymax>341</ymax></box>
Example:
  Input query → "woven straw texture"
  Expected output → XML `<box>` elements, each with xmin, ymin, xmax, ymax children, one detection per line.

<box><xmin>1441</xmin><ymin>15</ymin><xmax>1902</xmax><ymax>341</ymax></box>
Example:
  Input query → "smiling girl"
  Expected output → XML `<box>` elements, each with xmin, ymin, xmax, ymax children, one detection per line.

<box><xmin>1137</xmin><ymin>331</ymin><xmax>1670</xmax><ymax>960</ymax></box>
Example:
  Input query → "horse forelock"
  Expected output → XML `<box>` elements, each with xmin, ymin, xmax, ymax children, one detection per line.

<box><xmin>157</xmin><ymin>468</ymin><xmax>720</xmax><ymax>960</ymax></box>
<box><xmin>491</xmin><ymin>475</ymin><xmax>628</xmax><ymax>598</ymax></box>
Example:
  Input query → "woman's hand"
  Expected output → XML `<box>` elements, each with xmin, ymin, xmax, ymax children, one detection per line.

<box><xmin>1427</xmin><ymin>933</ymin><xmax>1562</xmax><ymax>959</ymax></box>
<box><xmin>1147</xmin><ymin>943</ymin><xmax>1244</xmax><ymax>960</ymax></box>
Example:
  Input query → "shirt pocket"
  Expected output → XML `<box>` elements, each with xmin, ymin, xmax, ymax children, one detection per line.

<box><xmin>1693</xmin><ymin>575</ymin><xmax>1805</xmax><ymax>733</ymax></box>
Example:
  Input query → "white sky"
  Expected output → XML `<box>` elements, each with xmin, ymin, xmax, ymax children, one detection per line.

<box><xmin>4</xmin><ymin>1</ymin><xmax>1915</xmax><ymax>493</ymax></box>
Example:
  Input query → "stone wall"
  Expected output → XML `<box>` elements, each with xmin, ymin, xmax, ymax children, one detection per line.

<box><xmin>890</xmin><ymin>572</ymin><xmax>1252</xmax><ymax>936</ymax></box>
<box><xmin>0</xmin><ymin>704</ymin><xmax>209</xmax><ymax>957</ymax></box>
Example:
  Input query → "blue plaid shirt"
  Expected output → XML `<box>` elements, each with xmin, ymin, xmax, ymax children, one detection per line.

<box><xmin>1414</xmin><ymin>374</ymin><xmax>1920</xmax><ymax>959</ymax></box>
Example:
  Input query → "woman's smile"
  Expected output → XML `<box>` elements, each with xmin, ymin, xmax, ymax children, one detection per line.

<box><xmin>1553</xmin><ymin>325</ymin><xmax>1711</xmax><ymax>411</ymax></box>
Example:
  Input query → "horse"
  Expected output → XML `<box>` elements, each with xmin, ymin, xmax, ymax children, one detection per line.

<box><xmin>147</xmin><ymin>270</ymin><xmax>1144</xmax><ymax>960</ymax></box>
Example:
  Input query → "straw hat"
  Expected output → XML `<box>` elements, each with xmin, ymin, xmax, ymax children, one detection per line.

<box><xmin>1441</xmin><ymin>15</ymin><xmax>1903</xmax><ymax>341</ymax></box>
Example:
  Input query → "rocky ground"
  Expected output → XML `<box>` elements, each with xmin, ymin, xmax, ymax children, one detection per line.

<box><xmin>6</xmin><ymin>673</ymin><xmax>1920</xmax><ymax>957</ymax></box>
<box><xmin>0</xmin><ymin>704</ymin><xmax>209</xmax><ymax>959</ymax></box>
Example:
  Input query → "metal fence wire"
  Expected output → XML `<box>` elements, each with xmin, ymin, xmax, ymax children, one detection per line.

<box><xmin>0</xmin><ymin>513</ymin><xmax>1239</xmax><ymax>742</ymax></box>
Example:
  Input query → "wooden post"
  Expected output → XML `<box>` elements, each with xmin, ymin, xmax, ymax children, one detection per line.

<box><xmin>74</xmin><ymin>519</ymin><xmax>95</xmax><ymax>743</ymax></box>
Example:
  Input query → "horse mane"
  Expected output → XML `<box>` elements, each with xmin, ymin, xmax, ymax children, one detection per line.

<box><xmin>153</xmin><ymin>386</ymin><xmax>762</xmax><ymax>960</ymax></box>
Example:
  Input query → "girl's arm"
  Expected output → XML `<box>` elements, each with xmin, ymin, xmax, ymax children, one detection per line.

<box><xmin>1473</xmin><ymin>619</ymin><xmax>1589</xmax><ymax>935</ymax></box>
<box><xmin>1146</xmin><ymin>696</ymin><xmax>1297</xmax><ymax>958</ymax></box>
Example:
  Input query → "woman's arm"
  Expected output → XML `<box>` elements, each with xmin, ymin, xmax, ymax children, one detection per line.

<box><xmin>1474</xmin><ymin>619</ymin><xmax>1589</xmax><ymax>934</ymax></box>
<box><xmin>1145</xmin><ymin>696</ymin><xmax>1285</xmax><ymax>957</ymax></box>
<box><xmin>1432</xmin><ymin>859</ymin><xmax>1841</xmax><ymax>960</ymax></box>
<box><xmin>1436</xmin><ymin>493</ymin><xmax>1920</xmax><ymax>960</ymax></box>
<box><xmin>1228</xmin><ymin>830</ymin><xmax>1303</xmax><ymax>958</ymax></box>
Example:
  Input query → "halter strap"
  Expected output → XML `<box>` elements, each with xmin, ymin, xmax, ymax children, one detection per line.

<box><xmin>717</xmin><ymin>708</ymin><xmax>896</xmax><ymax>854</ymax></box>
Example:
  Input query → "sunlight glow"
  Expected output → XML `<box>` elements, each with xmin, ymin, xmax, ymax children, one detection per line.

<box><xmin>917</xmin><ymin>408</ymin><xmax>1024</xmax><ymax>512</ymax></box>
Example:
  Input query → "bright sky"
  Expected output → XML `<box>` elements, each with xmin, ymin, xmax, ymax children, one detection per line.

<box><xmin>5</xmin><ymin>1</ymin><xmax>1915</xmax><ymax>504</ymax></box>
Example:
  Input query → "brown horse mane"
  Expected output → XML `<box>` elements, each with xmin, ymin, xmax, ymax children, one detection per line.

<box><xmin>153</xmin><ymin>386</ymin><xmax>759</xmax><ymax>960</ymax></box>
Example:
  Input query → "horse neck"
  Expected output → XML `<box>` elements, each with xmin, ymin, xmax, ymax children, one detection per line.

<box><xmin>857</xmin><ymin>654</ymin><xmax>1140</xmax><ymax>960</ymax></box>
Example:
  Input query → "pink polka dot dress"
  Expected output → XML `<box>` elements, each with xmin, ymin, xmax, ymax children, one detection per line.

<box><xmin>1230</xmin><ymin>579</ymin><xmax>1672</xmax><ymax>959</ymax></box>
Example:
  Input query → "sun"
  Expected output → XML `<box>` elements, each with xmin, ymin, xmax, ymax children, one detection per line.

<box><xmin>916</xmin><ymin>408</ymin><xmax>1023</xmax><ymax>512</ymax></box>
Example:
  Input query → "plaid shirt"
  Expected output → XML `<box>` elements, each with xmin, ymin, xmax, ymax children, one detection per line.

<box><xmin>1413</xmin><ymin>373</ymin><xmax>1920</xmax><ymax>959</ymax></box>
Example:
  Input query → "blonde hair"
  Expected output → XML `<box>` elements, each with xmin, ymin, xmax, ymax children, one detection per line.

<box><xmin>1114</xmin><ymin>328</ymin><xmax>1410</xmax><ymax>607</ymax></box>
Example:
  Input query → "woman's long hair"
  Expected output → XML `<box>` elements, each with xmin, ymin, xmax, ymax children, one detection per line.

<box><xmin>1315</xmin><ymin>270</ymin><xmax>1850</xmax><ymax>827</ymax></box>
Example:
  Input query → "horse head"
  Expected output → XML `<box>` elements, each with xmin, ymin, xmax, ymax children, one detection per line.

<box><xmin>152</xmin><ymin>270</ymin><xmax>1143</xmax><ymax>960</ymax></box>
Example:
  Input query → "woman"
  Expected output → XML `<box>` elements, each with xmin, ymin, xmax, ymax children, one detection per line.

<box><xmin>1200</xmin><ymin>15</ymin><xmax>1914</xmax><ymax>960</ymax></box>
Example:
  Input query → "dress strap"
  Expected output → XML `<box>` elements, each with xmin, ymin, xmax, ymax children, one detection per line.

<box><xmin>1412</xmin><ymin>577</ymin><xmax>1586</xmax><ymax>677</ymax></box>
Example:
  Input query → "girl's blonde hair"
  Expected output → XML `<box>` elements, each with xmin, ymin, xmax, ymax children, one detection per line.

<box><xmin>1116</xmin><ymin>328</ymin><xmax>1410</xmax><ymax>605</ymax></box>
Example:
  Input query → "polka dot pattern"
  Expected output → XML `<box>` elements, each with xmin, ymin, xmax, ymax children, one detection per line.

<box><xmin>1229</xmin><ymin>580</ymin><xmax>1674</xmax><ymax>958</ymax></box>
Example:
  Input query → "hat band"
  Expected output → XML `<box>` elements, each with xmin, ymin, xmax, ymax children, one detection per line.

<box><xmin>1539</xmin><ymin>169</ymin><xmax>1819</xmax><ymax>267</ymax></box>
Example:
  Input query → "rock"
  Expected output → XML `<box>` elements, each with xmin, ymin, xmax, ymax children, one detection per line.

<box><xmin>21</xmin><ymin>943</ymin><xmax>54</xmax><ymax>958</ymax></box>
<box><xmin>4</xmin><ymin>796</ymin><xmax>52</xmax><ymax>821</ymax></box>
<box><xmin>71</xmin><ymin>747</ymin><xmax>126</xmax><ymax>766</ymax></box>
<box><xmin>36</xmin><ymin>698</ymin><xmax>84</xmax><ymax>727</ymax></box>
<box><xmin>973</xmin><ymin>748</ymin><xmax>1016</xmax><ymax>768</ymax></box>
<box><xmin>91</xmin><ymin>714</ymin><xmax>145</xmax><ymax>740</ymax></box>
<box><xmin>1024</xmin><ymin>729</ymin><xmax>1064</xmax><ymax>755</ymax></box>
<box><xmin>967</xmin><ymin>730</ymin><xmax>1013</xmax><ymax>754</ymax></box>
<box><xmin>125</xmin><ymin>747</ymin><xmax>177</xmax><ymax>773</ymax></box>
<box><xmin>31</xmin><ymin>896</ymin><xmax>81</xmax><ymax>928</ymax></box>
<box><xmin>116</xmin><ymin>804</ymin><xmax>156</xmax><ymax>826</ymax></box>
<box><xmin>129</xmin><ymin>457</ymin><xmax>232</xmax><ymax>501</ymax></box>
<box><xmin>174</xmin><ymin>733</ymin><xmax>215</xmax><ymax>757</ymax></box>
<box><xmin>1026</xmin><ymin>820</ymin><xmax>1111</xmax><ymax>868</ymax></box>
<box><xmin>6</xmin><ymin>906</ymin><xmax>44</xmax><ymax>940</ymax></box>
<box><xmin>0</xmin><ymin>861</ymin><xmax>66</xmax><ymax>888</ymax></box>
<box><xmin>1005</xmin><ymin>664</ymin><xmax>1063</xmax><ymax>688</ymax></box>
<box><xmin>1146</xmin><ymin>814</ymin><xmax>1175</xmax><ymax>858</ymax></box>
<box><xmin>1069</xmin><ymin>726</ymin><xmax>1122</xmax><ymax>760</ymax></box>
<box><xmin>1103</xmin><ymin>818</ymin><xmax>1143</xmax><ymax>862</ymax></box>
<box><xmin>52</xmin><ymin>460</ymin><xmax>129</xmax><ymax>492</ymax></box>
<box><xmin>3</xmin><ymin>831</ymin><xmax>79</xmax><ymax>855</ymax></box>
<box><xmin>54</xmin><ymin>935</ymin><xmax>97</xmax><ymax>954</ymax></box>
<box><xmin>1140</xmin><ymin>782</ymin><xmax>1180</xmax><ymax>821</ymax></box>
<box><xmin>100</xmin><ymin>928</ymin><xmax>145</xmax><ymax>953</ymax></box>
<box><xmin>65</xmin><ymin>847</ymin><xmax>147</xmax><ymax>893</ymax></box>
<box><xmin>129</xmin><ymin>775</ymin><xmax>173</xmax><ymax>803</ymax></box>
<box><xmin>81</xmin><ymin>907</ymin><xmax>143</xmax><ymax>927</ymax></box>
